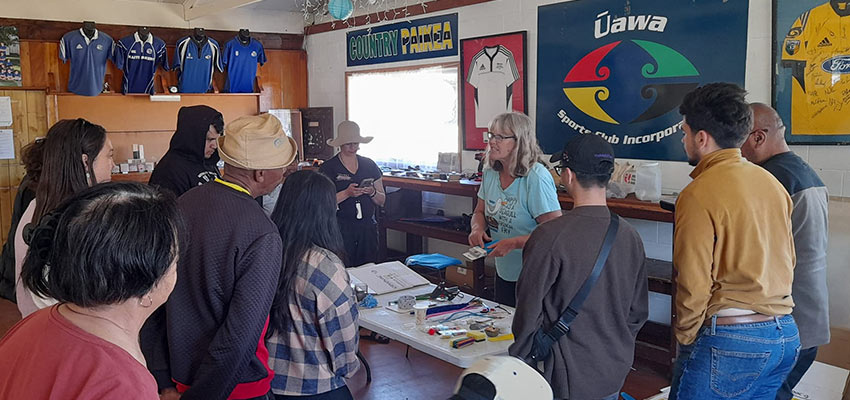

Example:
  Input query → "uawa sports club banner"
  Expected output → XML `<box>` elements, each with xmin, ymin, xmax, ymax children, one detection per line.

<box><xmin>536</xmin><ymin>0</ymin><xmax>748</xmax><ymax>161</ymax></box>
<box><xmin>346</xmin><ymin>13</ymin><xmax>458</xmax><ymax>67</ymax></box>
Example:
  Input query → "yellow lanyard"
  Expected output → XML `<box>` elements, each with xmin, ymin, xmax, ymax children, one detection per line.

<box><xmin>214</xmin><ymin>178</ymin><xmax>251</xmax><ymax>196</ymax></box>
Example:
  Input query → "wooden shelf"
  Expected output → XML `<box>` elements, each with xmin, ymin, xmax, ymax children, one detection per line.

<box><xmin>382</xmin><ymin>176</ymin><xmax>480</xmax><ymax>198</ymax></box>
<box><xmin>381</xmin><ymin>175</ymin><xmax>674</xmax><ymax>222</ymax></box>
<box><xmin>383</xmin><ymin>220</ymin><xmax>469</xmax><ymax>245</ymax></box>
<box><xmin>111</xmin><ymin>172</ymin><xmax>151</xmax><ymax>184</ymax></box>
<box><xmin>53</xmin><ymin>92</ymin><xmax>262</xmax><ymax>97</ymax></box>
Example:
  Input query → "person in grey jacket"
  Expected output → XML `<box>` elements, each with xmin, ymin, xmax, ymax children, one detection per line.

<box><xmin>509</xmin><ymin>134</ymin><xmax>648</xmax><ymax>400</ymax></box>
<box><xmin>741</xmin><ymin>103</ymin><xmax>830</xmax><ymax>400</ymax></box>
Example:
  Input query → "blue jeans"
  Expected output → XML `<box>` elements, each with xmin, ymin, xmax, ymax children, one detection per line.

<box><xmin>670</xmin><ymin>315</ymin><xmax>800</xmax><ymax>400</ymax></box>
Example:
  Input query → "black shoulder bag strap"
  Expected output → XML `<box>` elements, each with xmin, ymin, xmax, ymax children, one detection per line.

<box><xmin>527</xmin><ymin>209</ymin><xmax>620</xmax><ymax>365</ymax></box>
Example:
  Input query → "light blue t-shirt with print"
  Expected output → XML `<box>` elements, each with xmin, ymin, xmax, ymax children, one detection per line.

<box><xmin>477</xmin><ymin>162</ymin><xmax>561</xmax><ymax>281</ymax></box>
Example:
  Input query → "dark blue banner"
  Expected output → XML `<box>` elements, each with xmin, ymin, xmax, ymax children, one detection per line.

<box><xmin>536</xmin><ymin>0</ymin><xmax>748</xmax><ymax>161</ymax></box>
<box><xmin>346</xmin><ymin>13</ymin><xmax>458</xmax><ymax>67</ymax></box>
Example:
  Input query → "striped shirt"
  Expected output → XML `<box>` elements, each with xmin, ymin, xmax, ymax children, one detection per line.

<box><xmin>267</xmin><ymin>247</ymin><xmax>360</xmax><ymax>396</ymax></box>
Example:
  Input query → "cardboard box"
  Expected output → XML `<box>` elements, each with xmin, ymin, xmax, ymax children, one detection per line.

<box><xmin>446</xmin><ymin>264</ymin><xmax>475</xmax><ymax>290</ymax></box>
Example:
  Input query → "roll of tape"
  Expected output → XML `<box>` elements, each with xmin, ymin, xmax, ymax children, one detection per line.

<box><xmin>397</xmin><ymin>295</ymin><xmax>416</xmax><ymax>310</ymax></box>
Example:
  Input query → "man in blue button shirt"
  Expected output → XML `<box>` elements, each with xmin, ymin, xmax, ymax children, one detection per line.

<box><xmin>59</xmin><ymin>27</ymin><xmax>114</xmax><ymax>96</ymax></box>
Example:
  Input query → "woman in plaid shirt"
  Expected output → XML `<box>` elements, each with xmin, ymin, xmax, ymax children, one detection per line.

<box><xmin>267</xmin><ymin>170</ymin><xmax>360</xmax><ymax>400</ymax></box>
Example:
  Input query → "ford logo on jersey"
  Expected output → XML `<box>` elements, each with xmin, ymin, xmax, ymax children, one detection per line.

<box><xmin>821</xmin><ymin>55</ymin><xmax>850</xmax><ymax>74</ymax></box>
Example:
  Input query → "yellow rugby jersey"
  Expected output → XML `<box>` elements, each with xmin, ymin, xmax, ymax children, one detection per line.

<box><xmin>781</xmin><ymin>1</ymin><xmax>850</xmax><ymax>135</ymax></box>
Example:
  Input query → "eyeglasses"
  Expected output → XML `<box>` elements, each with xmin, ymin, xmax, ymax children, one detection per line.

<box><xmin>553</xmin><ymin>165</ymin><xmax>564</xmax><ymax>176</ymax></box>
<box><xmin>486</xmin><ymin>132</ymin><xmax>517</xmax><ymax>143</ymax></box>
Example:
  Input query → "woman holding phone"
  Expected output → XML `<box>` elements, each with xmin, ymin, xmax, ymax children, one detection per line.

<box><xmin>319</xmin><ymin>120</ymin><xmax>385</xmax><ymax>267</ymax></box>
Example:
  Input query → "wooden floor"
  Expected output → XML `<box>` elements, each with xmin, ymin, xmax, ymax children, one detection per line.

<box><xmin>0</xmin><ymin>299</ymin><xmax>670</xmax><ymax>399</ymax></box>
<box><xmin>351</xmin><ymin>334</ymin><xmax>670</xmax><ymax>400</ymax></box>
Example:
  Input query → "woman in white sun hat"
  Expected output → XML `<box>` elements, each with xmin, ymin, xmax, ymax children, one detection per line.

<box><xmin>318</xmin><ymin>120</ymin><xmax>385</xmax><ymax>267</ymax></box>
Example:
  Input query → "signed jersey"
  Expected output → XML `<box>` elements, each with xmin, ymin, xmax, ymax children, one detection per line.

<box><xmin>781</xmin><ymin>1</ymin><xmax>850</xmax><ymax>135</ymax></box>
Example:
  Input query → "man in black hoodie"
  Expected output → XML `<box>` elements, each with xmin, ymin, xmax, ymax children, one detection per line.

<box><xmin>144</xmin><ymin>104</ymin><xmax>223</xmax><ymax>398</ymax></box>
<box><xmin>149</xmin><ymin>105</ymin><xmax>224</xmax><ymax>196</ymax></box>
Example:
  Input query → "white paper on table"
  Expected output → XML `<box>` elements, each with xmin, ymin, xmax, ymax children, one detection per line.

<box><xmin>0</xmin><ymin>97</ymin><xmax>12</xmax><ymax>127</ymax></box>
<box><xmin>0</xmin><ymin>130</ymin><xmax>15</xmax><ymax>160</ymax></box>
<box><xmin>793</xmin><ymin>361</ymin><xmax>849</xmax><ymax>400</ymax></box>
<box><xmin>347</xmin><ymin>261</ymin><xmax>430</xmax><ymax>295</ymax></box>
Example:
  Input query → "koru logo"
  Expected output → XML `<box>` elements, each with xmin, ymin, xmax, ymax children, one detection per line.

<box><xmin>205</xmin><ymin>54</ymin><xmax>211</xmax><ymax>59</ymax></box>
<box><xmin>96</xmin><ymin>44</ymin><xmax>104</xmax><ymax>51</ymax></box>
<box><xmin>562</xmin><ymin>40</ymin><xmax>699</xmax><ymax>125</ymax></box>
<box><xmin>786</xmin><ymin>40</ymin><xmax>801</xmax><ymax>55</ymax></box>
<box><xmin>251</xmin><ymin>51</ymin><xmax>257</xmax><ymax>57</ymax></box>
<box><xmin>235</xmin><ymin>50</ymin><xmax>240</xmax><ymax>56</ymax></box>
<box><xmin>146</xmin><ymin>48</ymin><xmax>153</xmax><ymax>54</ymax></box>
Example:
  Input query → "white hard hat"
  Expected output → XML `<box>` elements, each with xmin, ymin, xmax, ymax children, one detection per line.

<box><xmin>450</xmin><ymin>356</ymin><xmax>553</xmax><ymax>400</ymax></box>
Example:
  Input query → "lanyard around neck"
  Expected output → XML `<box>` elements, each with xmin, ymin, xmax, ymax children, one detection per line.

<box><xmin>215</xmin><ymin>178</ymin><xmax>251</xmax><ymax>196</ymax></box>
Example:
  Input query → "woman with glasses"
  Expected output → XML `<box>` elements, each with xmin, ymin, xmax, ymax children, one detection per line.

<box><xmin>13</xmin><ymin>118</ymin><xmax>116</xmax><ymax>318</ymax></box>
<box><xmin>0</xmin><ymin>182</ymin><xmax>181</xmax><ymax>399</ymax></box>
<box><xmin>469</xmin><ymin>112</ymin><xmax>561</xmax><ymax>307</ymax></box>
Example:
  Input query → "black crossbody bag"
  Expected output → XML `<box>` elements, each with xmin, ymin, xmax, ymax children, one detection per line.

<box><xmin>525</xmin><ymin>210</ymin><xmax>620</xmax><ymax>366</ymax></box>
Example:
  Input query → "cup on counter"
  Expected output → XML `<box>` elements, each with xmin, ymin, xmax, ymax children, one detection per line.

<box><xmin>354</xmin><ymin>282</ymin><xmax>368</xmax><ymax>302</ymax></box>
<box><xmin>414</xmin><ymin>303</ymin><xmax>429</xmax><ymax>325</ymax></box>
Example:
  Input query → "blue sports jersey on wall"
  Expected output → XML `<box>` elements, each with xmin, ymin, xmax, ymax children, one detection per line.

<box><xmin>222</xmin><ymin>37</ymin><xmax>266</xmax><ymax>93</ymax></box>
<box><xmin>173</xmin><ymin>36</ymin><xmax>223</xmax><ymax>93</ymax></box>
<box><xmin>59</xmin><ymin>29</ymin><xmax>114</xmax><ymax>96</ymax></box>
<box><xmin>114</xmin><ymin>33</ymin><xmax>168</xmax><ymax>94</ymax></box>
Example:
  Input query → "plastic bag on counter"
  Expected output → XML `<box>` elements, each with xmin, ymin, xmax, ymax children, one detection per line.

<box><xmin>607</xmin><ymin>161</ymin><xmax>636</xmax><ymax>198</ymax></box>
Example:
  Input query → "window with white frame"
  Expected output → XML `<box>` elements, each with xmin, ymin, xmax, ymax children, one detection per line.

<box><xmin>346</xmin><ymin>63</ymin><xmax>459</xmax><ymax>170</ymax></box>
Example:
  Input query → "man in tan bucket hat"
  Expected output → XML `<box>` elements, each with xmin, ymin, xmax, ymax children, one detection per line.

<box><xmin>167</xmin><ymin>113</ymin><xmax>295</xmax><ymax>400</ymax></box>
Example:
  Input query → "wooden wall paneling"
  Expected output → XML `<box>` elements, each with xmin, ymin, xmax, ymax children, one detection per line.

<box><xmin>56</xmin><ymin>94</ymin><xmax>260</xmax><ymax>132</ymax></box>
<box><xmin>260</xmin><ymin>50</ymin><xmax>308</xmax><ymax>110</ymax></box>
<box><xmin>0</xmin><ymin>17</ymin><xmax>304</xmax><ymax>51</ymax></box>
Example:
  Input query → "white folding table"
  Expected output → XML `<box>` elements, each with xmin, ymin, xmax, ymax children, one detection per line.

<box><xmin>357</xmin><ymin>284</ymin><xmax>515</xmax><ymax>368</ymax></box>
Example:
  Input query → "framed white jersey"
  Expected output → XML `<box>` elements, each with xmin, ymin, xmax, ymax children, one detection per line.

<box><xmin>466</xmin><ymin>45</ymin><xmax>520</xmax><ymax>128</ymax></box>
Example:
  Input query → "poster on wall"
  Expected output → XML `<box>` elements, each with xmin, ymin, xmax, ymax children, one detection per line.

<box><xmin>0</xmin><ymin>27</ymin><xmax>22</xmax><ymax>87</ymax></box>
<box><xmin>346</xmin><ymin>13</ymin><xmax>458</xmax><ymax>67</ymax></box>
<box><xmin>460</xmin><ymin>31</ymin><xmax>527</xmax><ymax>150</ymax></box>
<box><xmin>536</xmin><ymin>0</ymin><xmax>748</xmax><ymax>161</ymax></box>
<box><xmin>773</xmin><ymin>0</ymin><xmax>850</xmax><ymax>144</ymax></box>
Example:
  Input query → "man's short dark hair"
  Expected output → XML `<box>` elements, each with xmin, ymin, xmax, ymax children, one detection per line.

<box><xmin>211</xmin><ymin>114</ymin><xmax>225</xmax><ymax>135</ymax></box>
<box><xmin>574</xmin><ymin>171</ymin><xmax>611</xmax><ymax>189</ymax></box>
<box><xmin>679</xmin><ymin>83</ymin><xmax>753</xmax><ymax>149</ymax></box>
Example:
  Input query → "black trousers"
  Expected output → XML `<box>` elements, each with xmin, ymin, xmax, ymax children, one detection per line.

<box><xmin>494</xmin><ymin>275</ymin><xmax>517</xmax><ymax>307</ymax></box>
<box><xmin>338</xmin><ymin>219</ymin><xmax>378</xmax><ymax>267</ymax></box>
<box><xmin>275</xmin><ymin>385</ymin><xmax>353</xmax><ymax>400</ymax></box>
<box><xmin>776</xmin><ymin>346</ymin><xmax>818</xmax><ymax>400</ymax></box>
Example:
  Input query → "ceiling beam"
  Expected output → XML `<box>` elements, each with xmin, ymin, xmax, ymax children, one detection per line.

<box><xmin>183</xmin><ymin>0</ymin><xmax>262</xmax><ymax>21</ymax></box>
<box><xmin>304</xmin><ymin>0</ymin><xmax>495</xmax><ymax>35</ymax></box>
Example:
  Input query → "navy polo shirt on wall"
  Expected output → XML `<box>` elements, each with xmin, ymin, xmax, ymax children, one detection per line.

<box><xmin>114</xmin><ymin>33</ymin><xmax>168</xmax><ymax>94</ymax></box>
<box><xmin>59</xmin><ymin>29</ymin><xmax>114</xmax><ymax>96</ymax></box>
<box><xmin>173</xmin><ymin>36</ymin><xmax>223</xmax><ymax>93</ymax></box>
<box><xmin>222</xmin><ymin>37</ymin><xmax>266</xmax><ymax>93</ymax></box>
